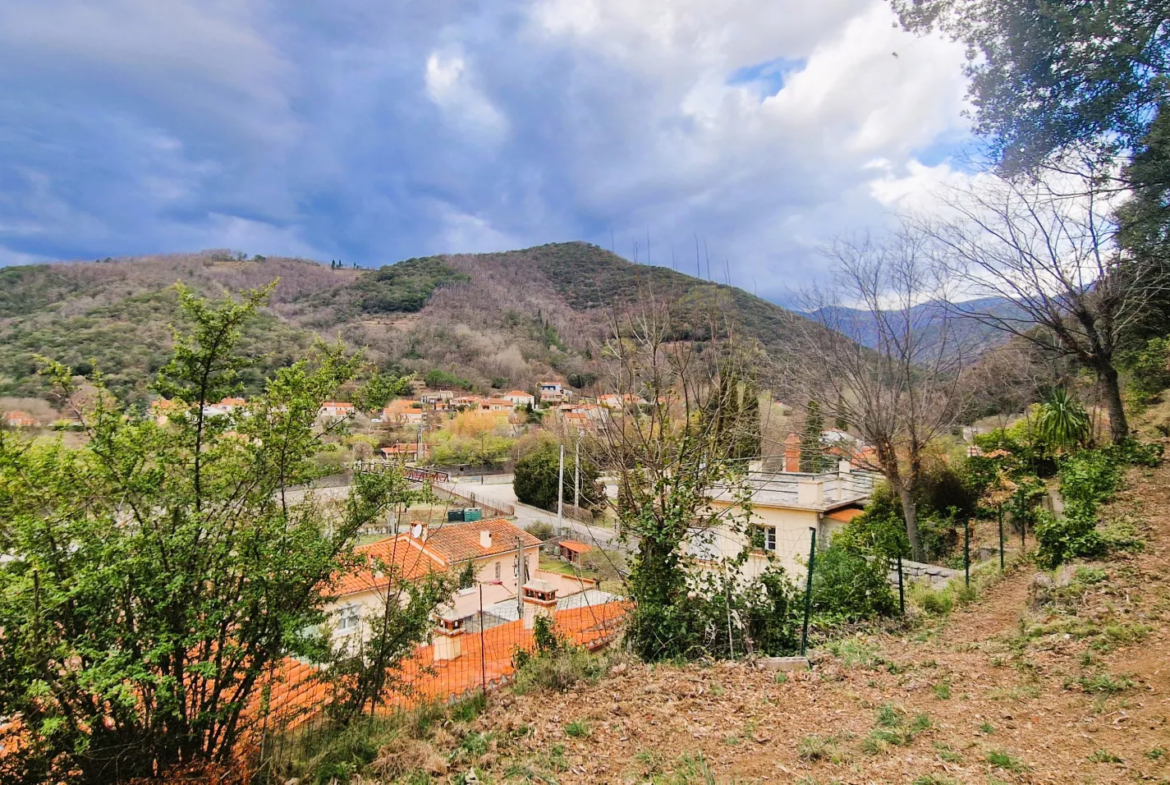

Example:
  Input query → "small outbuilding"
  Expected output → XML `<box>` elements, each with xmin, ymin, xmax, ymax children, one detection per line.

<box><xmin>556</xmin><ymin>540</ymin><xmax>593</xmax><ymax>565</ymax></box>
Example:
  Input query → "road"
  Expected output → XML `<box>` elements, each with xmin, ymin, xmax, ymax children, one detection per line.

<box><xmin>295</xmin><ymin>477</ymin><xmax>634</xmax><ymax>554</ymax></box>
<box><xmin>446</xmin><ymin>479</ymin><xmax>632</xmax><ymax>553</ymax></box>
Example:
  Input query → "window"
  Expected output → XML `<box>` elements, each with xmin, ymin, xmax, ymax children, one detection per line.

<box><xmin>494</xmin><ymin>561</ymin><xmax>501</xmax><ymax>581</ymax></box>
<box><xmin>336</xmin><ymin>605</ymin><xmax>360</xmax><ymax>634</ymax></box>
<box><xmin>765</xmin><ymin>527</ymin><xmax>777</xmax><ymax>553</ymax></box>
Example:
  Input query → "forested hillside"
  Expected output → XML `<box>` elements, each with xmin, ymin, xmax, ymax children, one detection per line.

<box><xmin>0</xmin><ymin>243</ymin><xmax>815</xmax><ymax>403</ymax></box>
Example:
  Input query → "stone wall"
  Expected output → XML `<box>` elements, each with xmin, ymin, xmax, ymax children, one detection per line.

<box><xmin>885</xmin><ymin>557</ymin><xmax>959</xmax><ymax>589</ymax></box>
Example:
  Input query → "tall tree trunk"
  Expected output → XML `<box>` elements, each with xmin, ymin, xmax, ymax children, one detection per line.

<box><xmin>1099</xmin><ymin>363</ymin><xmax>1129</xmax><ymax>444</ymax></box>
<box><xmin>898</xmin><ymin>486</ymin><xmax>923</xmax><ymax>562</ymax></box>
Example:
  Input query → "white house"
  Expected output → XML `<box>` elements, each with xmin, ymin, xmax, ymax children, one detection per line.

<box><xmin>319</xmin><ymin>401</ymin><xmax>355</xmax><ymax>420</ymax></box>
<box><xmin>689</xmin><ymin>465</ymin><xmax>876</xmax><ymax>581</ymax></box>
<box><xmin>504</xmin><ymin>390</ymin><xmax>535</xmax><ymax>408</ymax></box>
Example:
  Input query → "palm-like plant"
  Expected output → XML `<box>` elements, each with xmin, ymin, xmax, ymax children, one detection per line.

<box><xmin>1037</xmin><ymin>387</ymin><xmax>1090</xmax><ymax>452</ymax></box>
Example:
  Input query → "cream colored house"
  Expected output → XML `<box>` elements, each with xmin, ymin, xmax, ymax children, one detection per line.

<box><xmin>690</xmin><ymin>464</ymin><xmax>876</xmax><ymax>581</ymax></box>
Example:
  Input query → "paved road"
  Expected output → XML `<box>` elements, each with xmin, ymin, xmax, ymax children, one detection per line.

<box><xmin>447</xmin><ymin>480</ymin><xmax>631</xmax><ymax>553</ymax></box>
<box><xmin>296</xmin><ymin>478</ymin><xmax>634</xmax><ymax>554</ymax></box>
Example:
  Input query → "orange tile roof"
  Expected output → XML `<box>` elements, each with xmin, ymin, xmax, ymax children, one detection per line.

<box><xmin>333</xmin><ymin>535</ymin><xmax>445</xmax><ymax>597</ymax></box>
<box><xmin>419</xmin><ymin>519</ymin><xmax>541</xmax><ymax>564</ymax></box>
<box><xmin>505</xmin><ymin>390</ymin><xmax>532</xmax><ymax>397</ymax></box>
<box><xmin>258</xmin><ymin>601</ymin><xmax>629</xmax><ymax>728</ymax></box>
<box><xmin>826</xmin><ymin>507</ymin><xmax>865</xmax><ymax>523</ymax></box>
<box><xmin>558</xmin><ymin>540</ymin><xmax>592</xmax><ymax>554</ymax></box>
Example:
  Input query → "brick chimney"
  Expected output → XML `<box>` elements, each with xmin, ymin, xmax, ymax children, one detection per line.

<box><xmin>521</xmin><ymin>579</ymin><xmax>558</xmax><ymax>630</ymax></box>
<box><xmin>432</xmin><ymin>609</ymin><xmax>464</xmax><ymax>662</ymax></box>
<box><xmin>480</xmin><ymin>529</ymin><xmax>492</xmax><ymax>549</ymax></box>
<box><xmin>784</xmin><ymin>432</ymin><xmax>801</xmax><ymax>473</ymax></box>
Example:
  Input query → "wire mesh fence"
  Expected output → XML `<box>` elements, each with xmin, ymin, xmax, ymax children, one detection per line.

<box><xmin>249</xmin><ymin>596</ymin><xmax>627</xmax><ymax>777</ymax></box>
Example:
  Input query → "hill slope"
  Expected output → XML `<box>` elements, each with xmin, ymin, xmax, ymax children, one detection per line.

<box><xmin>814</xmin><ymin>297</ymin><xmax>1029</xmax><ymax>356</ymax></box>
<box><xmin>0</xmin><ymin>243</ymin><xmax>815</xmax><ymax>404</ymax></box>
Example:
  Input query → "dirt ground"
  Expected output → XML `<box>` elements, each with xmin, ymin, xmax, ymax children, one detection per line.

<box><xmin>438</xmin><ymin>459</ymin><xmax>1170</xmax><ymax>784</ymax></box>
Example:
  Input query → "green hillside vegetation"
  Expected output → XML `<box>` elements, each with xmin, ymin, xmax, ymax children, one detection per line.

<box><xmin>305</xmin><ymin>256</ymin><xmax>471</xmax><ymax>319</ymax></box>
<box><xmin>0</xmin><ymin>243</ymin><xmax>822</xmax><ymax>407</ymax></box>
<box><xmin>534</xmin><ymin>242</ymin><xmax>804</xmax><ymax>351</ymax></box>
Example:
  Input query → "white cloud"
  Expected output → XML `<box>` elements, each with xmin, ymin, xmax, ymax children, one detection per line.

<box><xmin>424</xmin><ymin>51</ymin><xmax>508</xmax><ymax>142</ymax></box>
<box><xmin>0</xmin><ymin>0</ymin><xmax>981</xmax><ymax>299</ymax></box>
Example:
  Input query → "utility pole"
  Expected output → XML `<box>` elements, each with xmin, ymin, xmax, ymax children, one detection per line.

<box><xmin>557</xmin><ymin>443</ymin><xmax>565</xmax><ymax>530</ymax></box>
<box><xmin>515</xmin><ymin>536</ymin><xmax>525</xmax><ymax>619</ymax></box>
<box><xmin>574</xmin><ymin>432</ymin><xmax>581</xmax><ymax>511</ymax></box>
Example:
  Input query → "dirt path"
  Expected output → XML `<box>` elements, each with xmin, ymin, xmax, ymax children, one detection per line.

<box><xmin>425</xmin><ymin>461</ymin><xmax>1170</xmax><ymax>784</ymax></box>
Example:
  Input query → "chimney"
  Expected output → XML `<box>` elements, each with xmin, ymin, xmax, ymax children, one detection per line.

<box><xmin>784</xmin><ymin>432</ymin><xmax>801</xmax><ymax>473</ymax></box>
<box><xmin>480</xmin><ymin>529</ymin><xmax>492</xmax><ymax>549</ymax></box>
<box><xmin>521</xmin><ymin>579</ymin><xmax>558</xmax><ymax>629</ymax></box>
<box><xmin>432</xmin><ymin>609</ymin><xmax>464</xmax><ymax>662</ymax></box>
<box><xmin>838</xmin><ymin>459</ymin><xmax>852</xmax><ymax>475</ymax></box>
<box><xmin>410</xmin><ymin>521</ymin><xmax>427</xmax><ymax>540</ymax></box>
<box><xmin>797</xmin><ymin>479</ymin><xmax>824</xmax><ymax>507</ymax></box>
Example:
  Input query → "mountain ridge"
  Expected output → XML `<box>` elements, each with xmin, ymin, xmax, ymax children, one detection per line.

<box><xmin>0</xmin><ymin>242</ymin><xmax>817</xmax><ymax>404</ymax></box>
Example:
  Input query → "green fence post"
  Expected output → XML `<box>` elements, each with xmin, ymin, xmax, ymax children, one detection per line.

<box><xmin>800</xmin><ymin>527</ymin><xmax>817</xmax><ymax>657</ymax></box>
<box><xmin>964</xmin><ymin>519</ymin><xmax>970</xmax><ymax>588</ymax></box>
<box><xmin>896</xmin><ymin>553</ymin><xmax>905</xmax><ymax>615</ymax></box>
<box><xmin>998</xmin><ymin>505</ymin><xmax>1005</xmax><ymax>570</ymax></box>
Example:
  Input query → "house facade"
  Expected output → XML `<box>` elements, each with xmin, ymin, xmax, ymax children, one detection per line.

<box><xmin>319</xmin><ymin>401</ymin><xmax>355</xmax><ymax>420</ymax></box>
<box><xmin>690</xmin><ymin>464</ymin><xmax>876</xmax><ymax>581</ymax></box>
<box><xmin>382</xmin><ymin>400</ymin><xmax>425</xmax><ymax>426</ymax></box>
<box><xmin>504</xmin><ymin>390</ymin><xmax>535</xmax><ymax>407</ymax></box>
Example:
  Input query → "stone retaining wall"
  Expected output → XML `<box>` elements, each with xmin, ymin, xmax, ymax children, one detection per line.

<box><xmin>885</xmin><ymin>557</ymin><xmax>960</xmax><ymax>589</ymax></box>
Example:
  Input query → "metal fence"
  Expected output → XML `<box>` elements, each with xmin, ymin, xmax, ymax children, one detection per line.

<box><xmin>250</xmin><ymin>598</ymin><xmax>627</xmax><ymax>777</ymax></box>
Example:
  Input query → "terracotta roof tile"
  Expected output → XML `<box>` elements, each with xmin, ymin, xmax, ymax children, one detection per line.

<box><xmin>418</xmin><ymin>518</ymin><xmax>541</xmax><ymax>564</ymax></box>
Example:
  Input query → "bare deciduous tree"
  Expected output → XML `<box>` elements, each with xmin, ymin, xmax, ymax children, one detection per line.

<box><xmin>920</xmin><ymin>164</ymin><xmax>1169</xmax><ymax>443</ymax></box>
<box><xmin>788</xmin><ymin>230</ymin><xmax>971</xmax><ymax>561</ymax></box>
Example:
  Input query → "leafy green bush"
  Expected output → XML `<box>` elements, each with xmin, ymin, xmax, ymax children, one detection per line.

<box><xmin>1121</xmin><ymin>336</ymin><xmax>1170</xmax><ymax>405</ymax></box>
<box><xmin>1035</xmin><ymin>509</ymin><xmax>1105</xmax><ymax>569</ymax></box>
<box><xmin>1034</xmin><ymin>445</ymin><xmax>1159</xmax><ymax>568</ymax></box>
<box><xmin>811</xmin><ymin>543</ymin><xmax>898</xmax><ymax>622</ymax></box>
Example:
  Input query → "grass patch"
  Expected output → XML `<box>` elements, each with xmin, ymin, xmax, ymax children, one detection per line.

<box><xmin>987</xmin><ymin>750</ymin><xmax>1029</xmax><ymax>773</ymax></box>
<box><xmin>826</xmin><ymin>637</ymin><xmax>884</xmax><ymax>668</ymax></box>
<box><xmin>511</xmin><ymin>644</ymin><xmax>621</xmax><ymax>695</ymax></box>
<box><xmin>1087</xmin><ymin>749</ymin><xmax>1123</xmax><ymax>763</ymax></box>
<box><xmin>1090</xmin><ymin>622</ymin><xmax>1152</xmax><ymax>652</ymax></box>
<box><xmin>934</xmin><ymin>742</ymin><xmax>962</xmax><ymax>763</ymax></box>
<box><xmin>774</xmin><ymin>671</ymin><xmax>789</xmax><ymax>684</ymax></box>
<box><xmin>1077</xmin><ymin>672</ymin><xmax>1136</xmax><ymax>694</ymax></box>
<box><xmin>798</xmin><ymin>734</ymin><xmax>845</xmax><ymax>763</ymax></box>
<box><xmin>912</xmin><ymin>777</ymin><xmax>956</xmax><ymax>785</ymax></box>
<box><xmin>564</xmin><ymin>720</ymin><xmax>591</xmax><ymax>739</ymax></box>
<box><xmin>979</xmin><ymin>721</ymin><xmax>995</xmax><ymax>734</ymax></box>
<box><xmin>932</xmin><ymin>682</ymin><xmax>951</xmax><ymax>700</ymax></box>
<box><xmin>1147</xmin><ymin>747</ymin><xmax>1165</xmax><ymax>761</ymax></box>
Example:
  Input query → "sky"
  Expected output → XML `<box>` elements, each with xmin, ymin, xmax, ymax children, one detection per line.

<box><xmin>0</xmin><ymin>0</ymin><xmax>978</xmax><ymax>302</ymax></box>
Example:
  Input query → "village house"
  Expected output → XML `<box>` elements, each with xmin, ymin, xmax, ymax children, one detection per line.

<box><xmin>327</xmin><ymin>518</ymin><xmax>599</xmax><ymax>643</ymax></box>
<box><xmin>503</xmin><ymin>390</ymin><xmax>535</xmax><ymax>408</ymax></box>
<box><xmin>3</xmin><ymin>411</ymin><xmax>40</xmax><ymax>429</ymax></box>
<box><xmin>688</xmin><ymin>463</ymin><xmax>877</xmax><ymax>581</ymax></box>
<box><xmin>538</xmin><ymin>381</ymin><xmax>570</xmax><ymax>405</ymax></box>
<box><xmin>318</xmin><ymin>401</ymin><xmax>355</xmax><ymax>420</ymax></box>
<box><xmin>452</xmin><ymin>395</ymin><xmax>484</xmax><ymax>410</ymax></box>
<box><xmin>381</xmin><ymin>443</ymin><xmax>429</xmax><ymax>462</ymax></box>
<box><xmin>382</xmin><ymin>399</ymin><xmax>425</xmax><ymax>426</ymax></box>
<box><xmin>419</xmin><ymin>389</ymin><xmax>454</xmax><ymax>405</ymax></box>
<box><xmin>481</xmin><ymin>397</ymin><xmax>513</xmax><ymax>413</ymax></box>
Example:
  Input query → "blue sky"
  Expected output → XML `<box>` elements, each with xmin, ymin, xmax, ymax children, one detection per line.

<box><xmin>0</xmin><ymin>0</ymin><xmax>973</xmax><ymax>300</ymax></box>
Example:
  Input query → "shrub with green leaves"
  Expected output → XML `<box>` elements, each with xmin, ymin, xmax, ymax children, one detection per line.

<box><xmin>0</xmin><ymin>286</ymin><xmax>439</xmax><ymax>783</ymax></box>
<box><xmin>811</xmin><ymin>542</ymin><xmax>898</xmax><ymax>623</ymax></box>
